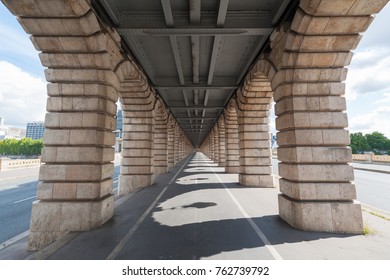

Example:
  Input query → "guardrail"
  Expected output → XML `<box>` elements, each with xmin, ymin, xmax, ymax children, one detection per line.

<box><xmin>0</xmin><ymin>158</ymin><xmax>41</xmax><ymax>171</ymax></box>
<box><xmin>352</xmin><ymin>153</ymin><xmax>390</xmax><ymax>163</ymax></box>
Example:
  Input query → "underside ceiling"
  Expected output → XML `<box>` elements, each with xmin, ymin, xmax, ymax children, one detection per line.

<box><xmin>95</xmin><ymin>0</ymin><xmax>295</xmax><ymax>147</ymax></box>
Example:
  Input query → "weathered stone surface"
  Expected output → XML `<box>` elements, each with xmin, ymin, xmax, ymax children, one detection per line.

<box><xmin>278</xmin><ymin>194</ymin><xmax>363</xmax><ymax>233</ymax></box>
<box><xmin>28</xmin><ymin>195</ymin><xmax>114</xmax><ymax>251</ymax></box>
<box><xmin>279</xmin><ymin>179</ymin><xmax>357</xmax><ymax>200</ymax></box>
<box><xmin>239</xmin><ymin>174</ymin><xmax>274</xmax><ymax>188</ymax></box>
<box><xmin>118</xmin><ymin>175</ymin><xmax>154</xmax><ymax>194</ymax></box>
<box><xmin>278</xmin><ymin>163</ymin><xmax>354</xmax><ymax>182</ymax></box>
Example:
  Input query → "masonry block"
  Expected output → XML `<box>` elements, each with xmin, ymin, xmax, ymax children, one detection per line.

<box><xmin>27</xmin><ymin>194</ymin><xmax>114</xmax><ymax>251</ymax></box>
<box><xmin>239</xmin><ymin>174</ymin><xmax>274</xmax><ymax>188</ymax></box>
<box><xmin>278</xmin><ymin>194</ymin><xmax>363</xmax><ymax>233</ymax></box>
<box><xmin>118</xmin><ymin>174</ymin><xmax>154</xmax><ymax>194</ymax></box>
<box><xmin>279</xmin><ymin>179</ymin><xmax>357</xmax><ymax>200</ymax></box>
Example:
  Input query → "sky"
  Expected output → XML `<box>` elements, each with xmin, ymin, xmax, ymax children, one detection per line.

<box><xmin>0</xmin><ymin>3</ymin><xmax>389</xmax><ymax>138</ymax></box>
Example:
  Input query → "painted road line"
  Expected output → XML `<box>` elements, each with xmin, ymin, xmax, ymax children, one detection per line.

<box><xmin>206</xmin><ymin>155</ymin><xmax>283</xmax><ymax>260</ymax></box>
<box><xmin>13</xmin><ymin>196</ymin><xmax>36</xmax><ymax>204</ymax></box>
<box><xmin>0</xmin><ymin>230</ymin><xmax>29</xmax><ymax>251</ymax></box>
<box><xmin>106</xmin><ymin>155</ymin><xmax>193</xmax><ymax>260</ymax></box>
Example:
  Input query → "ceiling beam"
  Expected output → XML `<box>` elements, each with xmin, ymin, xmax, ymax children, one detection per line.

<box><xmin>176</xmin><ymin>117</ymin><xmax>216</xmax><ymax>120</ymax></box>
<box><xmin>119</xmin><ymin>11</ymin><xmax>272</xmax><ymax>28</ymax></box>
<box><xmin>118</xmin><ymin>27</ymin><xmax>273</xmax><ymax>36</ymax></box>
<box><xmin>217</xmin><ymin>0</ymin><xmax>229</xmax><ymax>27</ymax></box>
<box><xmin>160</xmin><ymin>0</ymin><xmax>185</xmax><ymax>86</ymax></box>
<box><xmin>161</xmin><ymin>0</ymin><xmax>174</xmax><ymax>27</ymax></box>
<box><xmin>189</xmin><ymin>0</ymin><xmax>201</xmax><ymax>24</ymax></box>
<box><xmin>155</xmin><ymin>85</ymin><xmax>237</xmax><ymax>90</ymax></box>
<box><xmin>170</xmin><ymin>106</ymin><xmax>223</xmax><ymax>110</ymax></box>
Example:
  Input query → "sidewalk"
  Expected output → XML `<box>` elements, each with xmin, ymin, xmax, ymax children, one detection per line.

<box><xmin>351</xmin><ymin>162</ymin><xmax>390</xmax><ymax>174</ymax></box>
<box><xmin>1</xmin><ymin>152</ymin><xmax>389</xmax><ymax>260</ymax></box>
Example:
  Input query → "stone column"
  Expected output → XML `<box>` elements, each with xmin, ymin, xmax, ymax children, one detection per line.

<box><xmin>270</xmin><ymin>0</ymin><xmax>389</xmax><ymax>233</ymax></box>
<box><xmin>238</xmin><ymin>81</ymin><xmax>273</xmax><ymax>188</ymax></box>
<box><xmin>119</xmin><ymin>90</ymin><xmax>155</xmax><ymax>194</ymax></box>
<box><xmin>213</xmin><ymin>125</ymin><xmax>220</xmax><ymax>163</ymax></box>
<box><xmin>154</xmin><ymin>101</ymin><xmax>168</xmax><ymax>175</ymax></box>
<box><xmin>167</xmin><ymin>116</ymin><xmax>175</xmax><ymax>169</ymax></box>
<box><xmin>218</xmin><ymin>117</ymin><xmax>227</xmax><ymax>167</ymax></box>
<box><xmin>174</xmin><ymin>126</ymin><xmax>180</xmax><ymax>165</ymax></box>
<box><xmin>225</xmin><ymin>103</ymin><xmax>239</xmax><ymax>173</ymax></box>
<box><xmin>1</xmin><ymin>0</ymin><xmax>123</xmax><ymax>250</ymax></box>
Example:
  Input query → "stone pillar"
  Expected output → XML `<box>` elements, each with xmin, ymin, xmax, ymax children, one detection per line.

<box><xmin>213</xmin><ymin>125</ymin><xmax>220</xmax><ymax>163</ymax></box>
<box><xmin>269</xmin><ymin>0</ymin><xmax>389</xmax><ymax>233</ymax></box>
<box><xmin>174</xmin><ymin>126</ymin><xmax>180</xmax><ymax>165</ymax></box>
<box><xmin>1</xmin><ymin>0</ymin><xmax>123</xmax><ymax>250</ymax></box>
<box><xmin>218</xmin><ymin>117</ymin><xmax>227</xmax><ymax>167</ymax></box>
<box><xmin>225</xmin><ymin>103</ymin><xmax>239</xmax><ymax>173</ymax></box>
<box><xmin>167</xmin><ymin>115</ymin><xmax>175</xmax><ymax>169</ymax></box>
<box><xmin>119</xmin><ymin>91</ymin><xmax>155</xmax><ymax>194</ymax></box>
<box><xmin>154</xmin><ymin>101</ymin><xmax>168</xmax><ymax>174</ymax></box>
<box><xmin>238</xmin><ymin>81</ymin><xmax>273</xmax><ymax>188</ymax></box>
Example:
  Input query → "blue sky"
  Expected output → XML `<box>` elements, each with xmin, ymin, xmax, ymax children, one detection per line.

<box><xmin>0</xmin><ymin>2</ymin><xmax>389</xmax><ymax>137</ymax></box>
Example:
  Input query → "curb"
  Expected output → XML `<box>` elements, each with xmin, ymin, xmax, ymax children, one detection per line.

<box><xmin>353</xmin><ymin>167</ymin><xmax>390</xmax><ymax>175</ymax></box>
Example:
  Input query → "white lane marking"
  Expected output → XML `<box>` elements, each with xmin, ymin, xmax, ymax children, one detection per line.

<box><xmin>205</xmin><ymin>155</ymin><xmax>283</xmax><ymax>260</ymax></box>
<box><xmin>13</xmin><ymin>196</ymin><xmax>36</xmax><ymax>204</ymax></box>
<box><xmin>0</xmin><ymin>185</ymin><xmax>19</xmax><ymax>192</ymax></box>
<box><xmin>0</xmin><ymin>230</ymin><xmax>29</xmax><ymax>251</ymax></box>
<box><xmin>106</xmin><ymin>155</ymin><xmax>193</xmax><ymax>260</ymax></box>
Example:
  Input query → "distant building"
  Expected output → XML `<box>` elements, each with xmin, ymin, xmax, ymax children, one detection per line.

<box><xmin>115</xmin><ymin>110</ymin><xmax>123</xmax><ymax>152</ymax></box>
<box><xmin>115</xmin><ymin>110</ymin><xmax>123</xmax><ymax>138</ymax></box>
<box><xmin>0</xmin><ymin>117</ymin><xmax>26</xmax><ymax>140</ymax></box>
<box><xmin>26</xmin><ymin>121</ymin><xmax>45</xmax><ymax>140</ymax></box>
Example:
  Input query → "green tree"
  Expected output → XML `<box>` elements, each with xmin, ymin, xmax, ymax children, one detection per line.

<box><xmin>0</xmin><ymin>138</ymin><xmax>43</xmax><ymax>156</ymax></box>
<box><xmin>365</xmin><ymin>132</ymin><xmax>390</xmax><ymax>153</ymax></box>
<box><xmin>349</xmin><ymin>132</ymin><xmax>370</xmax><ymax>154</ymax></box>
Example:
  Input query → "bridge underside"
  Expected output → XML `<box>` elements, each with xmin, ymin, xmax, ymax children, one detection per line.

<box><xmin>2</xmin><ymin>0</ymin><xmax>389</xmax><ymax>251</ymax></box>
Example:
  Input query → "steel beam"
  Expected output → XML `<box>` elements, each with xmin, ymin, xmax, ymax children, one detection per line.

<box><xmin>118</xmin><ymin>27</ymin><xmax>273</xmax><ymax>36</ymax></box>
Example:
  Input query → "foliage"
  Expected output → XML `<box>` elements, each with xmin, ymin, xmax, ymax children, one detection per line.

<box><xmin>349</xmin><ymin>132</ymin><xmax>370</xmax><ymax>154</ymax></box>
<box><xmin>349</xmin><ymin>131</ymin><xmax>390</xmax><ymax>154</ymax></box>
<box><xmin>365</xmin><ymin>132</ymin><xmax>390</xmax><ymax>153</ymax></box>
<box><xmin>0</xmin><ymin>138</ymin><xmax>43</xmax><ymax>156</ymax></box>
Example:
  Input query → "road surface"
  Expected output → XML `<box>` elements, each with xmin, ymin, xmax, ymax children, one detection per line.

<box><xmin>0</xmin><ymin>159</ymin><xmax>389</xmax><ymax>245</ymax></box>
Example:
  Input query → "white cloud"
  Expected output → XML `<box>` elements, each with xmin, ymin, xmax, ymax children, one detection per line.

<box><xmin>0</xmin><ymin>21</ymin><xmax>38</xmax><ymax>60</ymax></box>
<box><xmin>346</xmin><ymin>48</ymin><xmax>390</xmax><ymax>101</ymax></box>
<box><xmin>0</xmin><ymin>61</ymin><xmax>46</xmax><ymax>127</ymax></box>
<box><xmin>349</xmin><ymin>105</ymin><xmax>390</xmax><ymax>138</ymax></box>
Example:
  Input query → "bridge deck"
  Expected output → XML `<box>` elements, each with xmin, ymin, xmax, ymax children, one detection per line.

<box><xmin>1</xmin><ymin>152</ymin><xmax>390</xmax><ymax>259</ymax></box>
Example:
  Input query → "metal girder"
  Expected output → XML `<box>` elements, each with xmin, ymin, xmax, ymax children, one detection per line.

<box><xmin>155</xmin><ymin>85</ymin><xmax>237</xmax><ymax>90</ymax></box>
<box><xmin>119</xmin><ymin>11</ymin><xmax>272</xmax><ymax>28</ymax></box>
<box><xmin>118</xmin><ymin>27</ymin><xmax>273</xmax><ymax>36</ymax></box>
<box><xmin>176</xmin><ymin>117</ymin><xmax>216</xmax><ymax>120</ymax></box>
<box><xmin>170</xmin><ymin>106</ymin><xmax>223</xmax><ymax>110</ymax></box>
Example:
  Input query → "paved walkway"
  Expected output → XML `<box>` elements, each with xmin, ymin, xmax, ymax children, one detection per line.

<box><xmin>1</xmin><ymin>152</ymin><xmax>390</xmax><ymax>259</ymax></box>
<box><xmin>351</xmin><ymin>162</ymin><xmax>390</xmax><ymax>174</ymax></box>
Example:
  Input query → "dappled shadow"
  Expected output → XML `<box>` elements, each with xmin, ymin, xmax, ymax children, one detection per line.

<box><xmin>113</xmin><ymin>214</ymin><xmax>354</xmax><ymax>260</ymax></box>
<box><xmin>46</xmin><ymin>153</ymin><xmax>358</xmax><ymax>260</ymax></box>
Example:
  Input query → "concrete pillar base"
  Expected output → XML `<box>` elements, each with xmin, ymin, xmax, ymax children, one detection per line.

<box><xmin>278</xmin><ymin>194</ymin><xmax>363</xmax><ymax>234</ymax></box>
<box><xmin>225</xmin><ymin>166</ymin><xmax>239</xmax><ymax>173</ymax></box>
<box><xmin>27</xmin><ymin>194</ymin><xmax>114</xmax><ymax>251</ymax></box>
<box><xmin>154</xmin><ymin>166</ymin><xmax>168</xmax><ymax>175</ymax></box>
<box><xmin>239</xmin><ymin>174</ymin><xmax>274</xmax><ymax>188</ymax></box>
<box><xmin>118</xmin><ymin>174</ymin><xmax>154</xmax><ymax>194</ymax></box>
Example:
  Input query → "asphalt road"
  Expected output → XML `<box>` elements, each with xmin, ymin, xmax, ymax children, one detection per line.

<box><xmin>0</xmin><ymin>159</ymin><xmax>389</xmax><ymax>245</ymax></box>
<box><xmin>354</xmin><ymin>170</ymin><xmax>390</xmax><ymax>212</ymax></box>
<box><xmin>0</xmin><ymin>166</ymin><xmax>120</xmax><ymax>244</ymax></box>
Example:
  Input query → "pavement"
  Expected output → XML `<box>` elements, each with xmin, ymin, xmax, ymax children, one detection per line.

<box><xmin>1</xmin><ymin>152</ymin><xmax>389</xmax><ymax>260</ymax></box>
<box><xmin>350</xmin><ymin>162</ymin><xmax>390</xmax><ymax>174</ymax></box>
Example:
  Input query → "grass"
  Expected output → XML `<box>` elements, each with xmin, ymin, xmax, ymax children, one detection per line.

<box><xmin>368</xmin><ymin>211</ymin><xmax>390</xmax><ymax>221</ymax></box>
<box><xmin>363</xmin><ymin>225</ymin><xmax>376</xmax><ymax>236</ymax></box>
